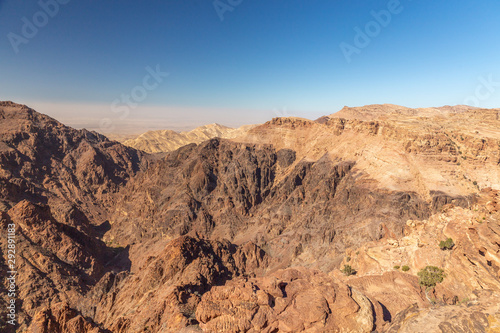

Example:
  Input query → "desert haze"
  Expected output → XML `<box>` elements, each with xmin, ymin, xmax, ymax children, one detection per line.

<box><xmin>0</xmin><ymin>101</ymin><xmax>499</xmax><ymax>332</ymax></box>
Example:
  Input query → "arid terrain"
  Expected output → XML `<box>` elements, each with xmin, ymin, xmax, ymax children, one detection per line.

<box><xmin>1</xmin><ymin>101</ymin><xmax>500</xmax><ymax>333</ymax></box>
<box><xmin>123</xmin><ymin>124</ymin><xmax>257</xmax><ymax>154</ymax></box>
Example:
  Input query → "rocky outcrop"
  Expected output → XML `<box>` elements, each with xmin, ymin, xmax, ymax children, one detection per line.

<box><xmin>75</xmin><ymin>236</ymin><xmax>269</xmax><ymax>333</ymax></box>
<box><xmin>27</xmin><ymin>303</ymin><xmax>106</xmax><ymax>333</ymax></box>
<box><xmin>0</xmin><ymin>102</ymin><xmax>145</xmax><ymax>331</ymax></box>
<box><xmin>0</xmin><ymin>199</ymin><xmax>124</xmax><ymax>331</ymax></box>
<box><xmin>0</xmin><ymin>101</ymin><xmax>146</xmax><ymax>221</ymax></box>
<box><xmin>336</xmin><ymin>188</ymin><xmax>500</xmax><ymax>330</ymax></box>
<box><xmin>196</xmin><ymin>267</ymin><xmax>379</xmax><ymax>333</ymax></box>
<box><xmin>383</xmin><ymin>290</ymin><xmax>500</xmax><ymax>333</ymax></box>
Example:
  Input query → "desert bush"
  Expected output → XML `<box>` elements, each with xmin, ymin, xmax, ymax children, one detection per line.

<box><xmin>418</xmin><ymin>266</ymin><xmax>445</xmax><ymax>288</ymax></box>
<box><xmin>394</xmin><ymin>265</ymin><xmax>400</xmax><ymax>270</ymax></box>
<box><xmin>401</xmin><ymin>265</ymin><xmax>410</xmax><ymax>272</ymax></box>
<box><xmin>341</xmin><ymin>264</ymin><xmax>355</xmax><ymax>276</ymax></box>
<box><xmin>439</xmin><ymin>238</ymin><xmax>455</xmax><ymax>250</ymax></box>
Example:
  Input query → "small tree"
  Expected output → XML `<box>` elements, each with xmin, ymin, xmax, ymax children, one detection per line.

<box><xmin>402</xmin><ymin>265</ymin><xmax>410</xmax><ymax>272</ymax></box>
<box><xmin>418</xmin><ymin>266</ymin><xmax>445</xmax><ymax>288</ymax></box>
<box><xmin>341</xmin><ymin>264</ymin><xmax>355</xmax><ymax>276</ymax></box>
<box><xmin>439</xmin><ymin>238</ymin><xmax>455</xmax><ymax>250</ymax></box>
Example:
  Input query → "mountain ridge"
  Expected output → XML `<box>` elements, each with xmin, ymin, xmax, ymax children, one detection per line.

<box><xmin>122</xmin><ymin>123</ymin><xmax>258</xmax><ymax>153</ymax></box>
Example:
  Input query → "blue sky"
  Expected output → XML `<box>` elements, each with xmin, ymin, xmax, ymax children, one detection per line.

<box><xmin>1</xmin><ymin>0</ymin><xmax>500</xmax><ymax>132</ymax></box>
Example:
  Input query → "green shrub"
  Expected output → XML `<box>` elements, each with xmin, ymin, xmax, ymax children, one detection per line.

<box><xmin>402</xmin><ymin>265</ymin><xmax>410</xmax><ymax>272</ymax></box>
<box><xmin>346</xmin><ymin>256</ymin><xmax>351</xmax><ymax>262</ymax></box>
<box><xmin>394</xmin><ymin>265</ymin><xmax>400</xmax><ymax>270</ymax></box>
<box><xmin>473</xmin><ymin>181</ymin><xmax>478</xmax><ymax>186</ymax></box>
<box><xmin>439</xmin><ymin>238</ymin><xmax>455</xmax><ymax>250</ymax></box>
<box><xmin>341</xmin><ymin>264</ymin><xmax>355</xmax><ymax>276</ymax></box>
<box><xmin>418</xmin><ymin>266</ymin><xmax>445</xmax><ymax>288</ymax></box>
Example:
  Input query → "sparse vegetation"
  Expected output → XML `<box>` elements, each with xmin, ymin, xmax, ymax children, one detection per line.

<box><xmin>418</xmin><ymin>266</ymin><xmax>445</xmax><ymax>288</ymax></box>
<box><xmin>439</xmin><ymin>238</ymin><xmax>455</xmax><ymax>250</ymax></box>
<box><xmin>402</xmin><ymin>265</ymin><xmax>410</xmax><ymax>272</ymax></box>
<box><xmin>346</xmin><ymin>256</ymin><xmax>351</xmax><ymax>262</ymax></box>
<box><xmin>473</xmin><ymin>181</ymin><xmax>478</xmax><ymax>186</ymax></box>
<box><xmin>393</xmin><ymin>265</ymin><xmax>400</xmax><ymax>270</ymax></box>
<box><xmin>341</xmin><ymin>264</ymin><xmax>355</xmax><ymax>276</ymax></box>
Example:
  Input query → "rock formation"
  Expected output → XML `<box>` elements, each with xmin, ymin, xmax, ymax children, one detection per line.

<box><xmin>2</xmin><ymin>101</ymin><xmax>500</xmax><ymax>332</ymax></box>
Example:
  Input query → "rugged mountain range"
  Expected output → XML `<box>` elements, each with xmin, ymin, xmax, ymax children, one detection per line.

<box><xmin>122</xmin><ymin>123</ymin><xmax>257</xmax><ymax>154</ymax></box>
<box><xmin>1</xmin><ymin>101</ymin><xmax>500</xmax><ymax>332</ymax></box>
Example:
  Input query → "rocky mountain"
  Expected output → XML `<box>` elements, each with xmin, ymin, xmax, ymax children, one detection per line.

<box><xmin>0</xmin><ymin>101</ymin><xmax>147</xmax><ymax>219</ymax></box>
<box><xmin>2</xmin><ymin>101</ymin><xmax>500</xmax><ymax>332</ymax></box>
<box><xmin>0</xmin><ymin>101</ymin><xmax>148</xmax><ymax>332</ymax></box>
<box><xmin>122</xmin><ymin>123</ymin><xmax>257</xmax><ymax>154</ymax></box>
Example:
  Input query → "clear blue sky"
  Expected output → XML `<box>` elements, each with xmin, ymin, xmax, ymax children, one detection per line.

<box><xmin>1</xmin><ymin>0</ymin><xmax>500</xmax><ymax>131</ymax></box>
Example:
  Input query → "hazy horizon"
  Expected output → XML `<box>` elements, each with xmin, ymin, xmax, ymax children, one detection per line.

<box><xmin>2</xmin><ymin>1</ymin><xmax>500</xmax><ymax>134</ymax></box>
<box><xmin>6</xmin><ymin>100</ymin><xmax>487</xmax><ymax>137</ymax></box>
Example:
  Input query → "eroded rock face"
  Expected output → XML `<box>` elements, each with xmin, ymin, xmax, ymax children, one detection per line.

<box><xmin>383</xmin><ymin>290</ymin><xmax>500</xmax><ymax>333</ymax></box>
<box><xmin>0</xmin><ymin>199</ymin><xmax>125</xmax><ymax>332</ymax></box>
<box><xmin>0</xmin><ymin>102</ymin><xmax>145</xmax><ymax>331</ymax></box>
<box><xmin>196</xmin><ymin>267</ymin><xmax>378</xmax><ymax>333</ymax></box>
<box><xmin>346</xmin><ymin>271</ymin><xmax>427</xmax><ymax>325</ymax></box>
<box><xmin>27</xmin><ymin>302</ymin><xmax>105</xmax><ymax>333</ymax></box>
<box><xmin>332</xmin><ymin>189</ymin><xmax>500</xmax><ymax>332</ymax></box>
<box><xmin>75</xmin><ymin>236</ymin><xmax>269</xmax><ymax>333</ymax></box>
<box><xmin>343</xmin><ymin>190</ymin><xmax>500</xmax><ymax>300</ymax></box>
<box><xmin>0</xmin><ymin>101</ymin><xmax>146</xmax><ymax>221</ymax></box>
<box><xmin>106</xmin><ymin>138</ymin><xmax>434</xmax><ymax>275</ymax></box>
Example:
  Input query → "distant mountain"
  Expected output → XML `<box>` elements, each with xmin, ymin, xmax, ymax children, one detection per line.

<box><xmin>325</xmin><ymin>103</ymin><xmax>479</xmax><ymax>121</ymax></box>
<box><xmin>122</xmin><ymin>123</ymin><xmax>257</xmax><ymax>153</ymax></box>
